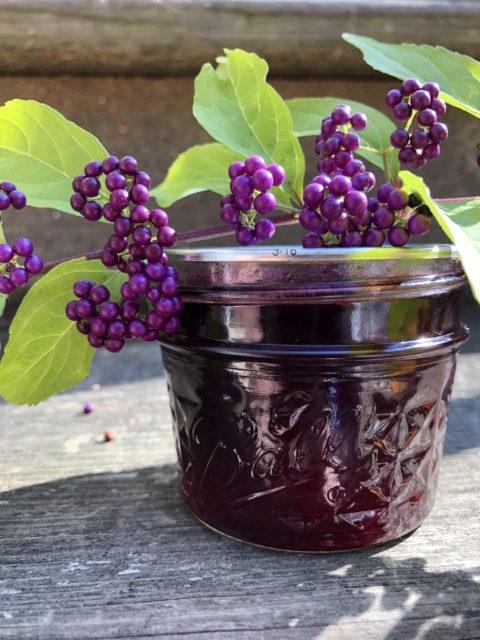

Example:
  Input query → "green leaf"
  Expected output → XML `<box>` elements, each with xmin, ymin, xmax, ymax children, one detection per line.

<box><xmin>151</xmin><ymin>143</ymin><xmax>241</xmax><ymax>207</ymax></box>
<box><xmin>287</xmin><ymin>97</ymin><xmax>399</xmax><ymax>178</ymax></box>
<box><xmin>343</xmin><ymin>33</ymin><xmax>480</xmax><ymax>118</ymax></box>
<box><xmin>0</xmin><ymin>99</ymin><xmax>109</xmax><ymax>213</ymax></box>
<box><xmin>193</xmin><ymin>49</ymin><xmax>305</xmax><ymax>203</ymax></box>
<box><xmin>0</xmin><ymin>259</ymin><xmax>126</xmax><ymax>405</ymax></box>
<box><xmin>400</xmin><ymin>170</ymin><xmax>480</xmax><ymax>303</ymax></box>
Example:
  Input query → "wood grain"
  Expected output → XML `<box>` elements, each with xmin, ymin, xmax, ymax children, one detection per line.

<box><xmin>0</xmin><ymin>299</ymin><xmax>479</xmax><ymax>639</ymax></box>
<box><xmin>1</xmin><ymin>0</ymin><xmax>480</xmax><ymax>76</ymax></box>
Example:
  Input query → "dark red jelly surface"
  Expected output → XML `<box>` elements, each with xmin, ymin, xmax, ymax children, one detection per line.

<box><xmin>162</xmin><ymin>336</ymin><xmax>460</xmax><ymax>551</ymax></box>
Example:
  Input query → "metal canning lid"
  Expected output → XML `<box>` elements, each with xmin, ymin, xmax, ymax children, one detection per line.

<box><xmin>167</xmin><ymin>244</ymin><xmax>465</xmax><ymax>303</ymax></box>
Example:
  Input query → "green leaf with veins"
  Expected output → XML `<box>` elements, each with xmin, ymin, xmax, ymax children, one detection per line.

<box><xmin>343</xmin><ymin>33</ymin><xmax>480</xmax><ymax>118</ymax></box>
<box><xmin>287</xmin><ymin>97</ymin><xmax>399</xmax><ymax>180</ymax></box>
<box><xmin>400</xmin><ymin>170</ymin><xmax>480</xmax><ymax>303</ymax></box>
<box><xmin>0</xmin><ymin>259</ymin><xmax>126</xmax><ymax>405</ymax></box>
<box><xmin>193</xmin><ymin>49</ymin><xmax>305</xmax><ymax>204</ymax></box>
<box><xmin>151</xmin><ymin>143</ymin><xmax>242</xmax><ymax>207</ymax></box>
<box><xmin>0</xmin><ymin>99</ymin><xmax>109</xmax><ymax>214</ymax></box>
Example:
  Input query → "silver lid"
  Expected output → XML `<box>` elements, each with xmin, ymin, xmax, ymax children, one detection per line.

<box><xmin>168</xmin><ymin>244</ymin><xmax>465</xmax><ymax>303</ymax></box>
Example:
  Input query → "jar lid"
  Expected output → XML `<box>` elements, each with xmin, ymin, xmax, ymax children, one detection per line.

<box><xmin>167</xmin><ymin>244</ymin><xmax>465</xmax><ymax>303</ymax></box>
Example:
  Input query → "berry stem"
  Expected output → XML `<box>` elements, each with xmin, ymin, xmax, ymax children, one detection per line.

<box><xmin>39</xmin><ymin>213</ymin><xmax>299</xmax><ymax>275</ymax></box>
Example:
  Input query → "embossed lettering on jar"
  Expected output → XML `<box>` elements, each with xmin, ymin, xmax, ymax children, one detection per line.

<box><xmin>160</xmin><ymin>246</ymin><xmax>468</xmax><ymax>552</ymax></box>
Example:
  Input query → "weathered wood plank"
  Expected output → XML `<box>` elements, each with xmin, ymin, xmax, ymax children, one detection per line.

<box><xmin>1</xmin><ymin>0</ymin><xmax>479</xmax><ymax>76</ymax></box>
<box><xmin>0</xmin><ymin>300</ymin><xmax>479</xmax><ymax>638</ymax></box>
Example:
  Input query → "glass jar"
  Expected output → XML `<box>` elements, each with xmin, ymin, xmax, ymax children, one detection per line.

<box><xmin>160</xmin><ymin>245</ymin><xmax>468</xmax><ymax>551</ymax></box>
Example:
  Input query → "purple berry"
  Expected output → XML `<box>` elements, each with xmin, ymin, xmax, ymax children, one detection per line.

<box><xmin>351</xmin><ymin>172</ymin><xmax>370</xmax><ymax>192</ymax></box>
<box><xmin>9</xmin><ymin>190</ymin><xmax>27</xmax><ymax>209</ymax></box>
<box><xmin>144</xmin><ymin>242</ymin><xmax>163</xmax><ymax>262</ymax></box>
<box><xmin>235</xmin><ymin>226</ymin><xmax>255</xmax><ymax>246</ymax></box>
<box><xmin>235</xmin><ymin>196</ymin><xmax>253</xmax><ymax>212</ymax></box>
<box><xmin>134</xmin><ymin>171</ymin><xmax>151</xmax><ymax>188</ymax></box>
<box><xmin>411</xmin><ymin>130</ymin><xmax>430</xmax><ymax>150</ymax></box>
<box><xmin>105</xmin><ymin>171</ymin><xmax>126</xmax><ymax>192</ymax></box>
<box><xmin>329</xmin><ymin>175</ymin><xmax>352</xmax><ymax>197</ymax></box>
<box><xmin>82</xmin><ymin>201</ymin><xmax>102</xmax><ymax>221</ymax></box>
<box><xmin>390</xmin><ymin>129</ymin><xmax>409</xmax><ymax>149</ymax></box>
<box><xmin>350</xmin><ymin>112</ymin><xmax>368</xmax><ymax>131</ymax></box>
<box><xmin>386</xmin><ymin>89</ymin><xmax>403</xmax><ymax>108</ymax></box>
<box><xmin>363</xmin><ymin>228</ymin><xmax>385</xmax><ymax>247</ymax></box>
<box><xmin>340</xmin><ymin>230</ymin><xmax>363</xmax><ymax>247</ymax></box>
<box><xmin>430</xmin><ymin>98</ymin><xmax>446</xmax><ymax>117</ymax></box>
<box><xmin>299</xmin><ymin>208</ymin><xmax>326</xmax><ymax>233</ymax></box>
<box><xmin>244</xmin><ymin>156</ymin><xmax>266</xmax><ymax>176</ymax></box>
<box><xmin>90</xmin><ymin>284</ymin><xmax>110</xmax><ymax>304</ymax></box>
<box><xmin>313</xmin><ymin>174</ymin><xmax>331</xmax><ymax>188</ymax></box>
<box><xmin>401</xmin><ymin>78</ymin><xmax>422</xmax><ymax>96</ymax></box>
<box><xmin>344</xmin><ymin>190</ymin><xmax>368</xmax><ymax>216</ymax></box>
<box><xmin>101</xmin><ymin>248</ymin><xmax>118</xmax><ymax>267</ymax></box>
<box><xmin>331</xmin><ymin>105</ymin><xmax>351</xmax><ymax>126</ymax></box>
<box><xmin>80</xmin><ymin>177</ymin><xmax>101</xmax><ymax>198</ymax></box>
<box><xmin>342</xmin><ymin>132</ymin><xmax>360</xmax><ymax>153</ymax></box>
<box><xmin>66</xmin><ymin>301</ymin><xmax>80</xmax><ymax>321</ymax></box>
<box><xmin>129</xmin><ymin>274</ymin><xmax>149</xmax><ymax>295</ymax></box>
<box><xmin>429</xmin><ymin>123</ymin><xmax>448</xmax><ymax>143</ymax></box>
<box><xmin>254</xmin><ymin>192</ymin><xmax>276</xmax><ymax>215</ymax></box>
<box><xmin>388</xmin><ymin>226</ymin><xmax>410</xmax><ymax>247</ymax></box>
<box><xmin>228</xmin><ymin>161</ymin><xmax>245</xmax><ymax>180</ymax></box>
<box><xmin>129</xmin><ymin>319</ymin><xmax>148</xmax><ymax>339</ymax></box>
<box><xmin>72</xmin><ymin>175</ymin><xmax>84</xmax><ymax>193</ymax></box>
<box><xmin>324</xmin><ymin>137</ymin><xmax>341</xmax><ymax>155</ymax></box>
<box><xmin>410</xmin><ymin>90</ymin><xmax>431</xmax><ymax>111</ymax></box>
<box><xmin>0</xmin><ymin>193</ymin><xmax>11</xmax><ymax>210</ymax></box>
<box><xmin>109</xmin><ymin>319</ymin><xmax>128</xmax><ymax>339</ymax></box>
<box><xmin>417</xmin><ymin>108</ymin><xmax>437</xmax><ymax>127</ymax></box>
<box><xmin>231</xmin><ymin>175</ymin><xmax>253</xmax><ymax>197</ymax></box>
<box><xmin>110</xmin><ymin>189</ymin><xmax>130</xmax><ymax>210</ymax></box>
<box><xmin>424</xmin><ymin>143</ymin><xmax>441</xmax><ymax>160</ymax></box>
<box><xmin>155</xmin><ymin>298</ymin><xmax>175</xmax><ymax>317</ymax></box>
<box><xmin>302</xmin><ymin>233</ymin><xmax>324</xmax><ymax>249</ymax></box>
<box><xmin>393</xmin><ymin>102</ymin><xmax>412</xmax><ymax>122</ymax></box>
<box><xmin>0</xmin><ymin>181</ymin><xmax>16</xmax><ymax>194</ymax></box>
<box><xmin>24</xmin><ymin>255</ymin><xmax>44</xmax><ymax>274</ymax></box>
<box><xmin>119</xmin><ymin>156</ymin><xmax>138</xmax><ymax>175</ymax></box>
<box><xmin>329</xmin><ymin>213</ymin><xmax>349</xmax><ymax>235</ymax></box>
<box><xmin>320</xmin><ymin>196</ymin><xmax>343</xmax><ymax>221</ymax></box>
<box><xmin>150</xmin><ymin>209</ymin><xmax>169</xmax><ymax>228</ymax></box>
<box><xmin>88</xmin><ymin>333</ymin><xmax>104</xmax><ymax>349</ymax></box>
<box><xmin>0</xmin><ymin>243</ymin><xmax>14</xmax><ymax>263</ymax></box>
<box><xmin>70</xmin><ymin>193</ymin><xmax>86</xmax><ymax>212</ymax></box>
<box><xmin>267</xmin><ymin>164</ymin><xmax>286</xmax><ymax>186</ymax></box>
<box><xmin>76</xmin><ymin>320</ymin><xmax>90</xmax><ymax>335</ymax></box>
<box><xmin>76</xmin><ymin>298</ymin><xmax>95</xmax><ymax>318</ymax></box>
<box><xmin>423</xmin><ymin>82</ymin><xmax>440</xmax><ymax>98</ymax></box>
<box><xmin>126</xmin><ymin>259</ymin><xmax>144</xmax><ymax>276</ymax></box>
<box><xmin>73</xmin><ymin>280</ymin><xmax>93</xmax><ymax>298</ymax></box>
<box><xmin>367</xmin><ymin>197</ymin><xmax>381</xmax><ymax>213</ymax></box>
<box><xmin>386</xmin><ymin>189</ymin><xmax>409</xmax><ymax>211</ymax></box>
<box><xmin>408</xmin><ymin>213</ymin><xmax>432</xmax><ymax>236</ymax></box>
<box><xmin>373</xmin><ymin>207</ymin><xmax>395</xmax><ymax>229</ymax></box>
<box><xmin>220</xmin><ymin>204</ymin><xmax>241</xmax><ymax>226</ymax></box>
<box><xmin>98</xmin><ymin>301</ymin><xmax>120</xmax><ymax>321</ymax></box>
<box><xmin>12</xmin><ymin>237</ymin><xmax>33</xmax><ymax>258</ymax></box>
<box><xmin>343</xmin><ymin>159</ymin><xmax>365</xmax><ymax>177</ymax></box>
<box><xmin>107</xmin><ymin>234</ymin><xmax>128</xmax><ymax>253</ymax></box>
<box><xmin>114</xmin><ymin>216</ymin><xmax>133</xmax><ymax>237</ymax></box>
<box><xmin>101</xmin><ymin>156</ymin><xmax>120</xmax><ymax>174</ymax></box>
<box><xmin>145</xmin><ymin>262</ymin><xmax>166</xmax><ymax>282</ymax></box>
<box><xmin>132</xmin><ymin>226</ymin><xmax>152</xmax><ymax>247</ymax></box>
<box><xmin>164</xmin><ymin>316</ymin><xmax>181</xmax><ymax>334</ymax></box>
<box><xmin>161</xmin><ymin>277</ymin><xmax>179</xmax><ymax>297</ymax></box>
<box><xmin>377</xmin><ymin>183</ymin><xmax>394</xmax><ymax>203</ymax></box>
<box><xmin>10</xmin><ymin>268</ymin><xmax>28</xmax><ymax>286</ymax></box>
<box><xmin>0</xmin><ymin>275</ymin><xmax>14</xmax><ymax>294</ymax></box>
<box><xmin>251</xmin><ymin>169</ymin><xmax>274</xmax><ymax>192</ymax></box>
<box><xmin>84</xmin><ymin>161</ymin><xmax>102</xmax><ymax>177</ymax></box>
<box><xmin>157</xmin><ymin>226</ymin><xmax>177</xmax><ymax>247</ymax></box>
<box><xmin>303</xmin><ymin>183</ymin><xmax>324</xmax><ymax>208</ymax></box>
<box><xmin>130</xmin><ymin>184</ymin><xmax>150</xmax><ymax>205</ymax></box>
<box><xmin>254</xmin><ymin>218</ymin><xmax>275</xmax><ymax>240</ymax></box>
<box><xmin>90</xmin><ymin>317</ymin><xmax>108</xmax><ymax>337</ymax></box>
<box><xmin>120</xmin><ymin>301</ymin><xmax>139</xmax><ymax>321</ymax></box>
<box><xmin>102</xmin><ymin>204</ymin><xmax>120</xmax><ymax>222</ymax></box>
<box><xmin>104</xmin><ymin>339</ymin><xmax>125</xmax><ymax>353</ymax></box>
<box><xmin>221</xmin><ymin>194</ymin><xmax>235</xmax><ymax>207</ymax></box>
<box><xmin>398</xmin><ymin>146</ymin><xmax>418</xmax><ymax>165</ymax></box>
<box><xmin>350</xmin><ymin>209</ymin><xmax>371</xmax><ymax>228</ymax></box>
<box><xmin>130</xmin><ymin>205</ymin><xmax>150</xmax><ymax>223</ymax></box>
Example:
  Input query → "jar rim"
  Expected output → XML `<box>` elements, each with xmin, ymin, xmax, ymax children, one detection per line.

<box><xmin>169</xmin><ymin>244</ymin><xmax>458</xmax><ymax>263</ymax></box>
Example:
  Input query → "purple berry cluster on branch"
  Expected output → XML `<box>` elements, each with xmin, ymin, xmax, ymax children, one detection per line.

<box><xmin>220</xmin><ymin>155</ymin><xmax>286</xmax><ymax>246</ymax></box>
<box><xmin>67</xmin><ymin>156</ymin><xmax>182</xmax><ymax>352</ymax></box>
<box><xmin>386</xmin><ymin>79</ymin><xmax>448</xmax><ymax>169</ymax></box>
<box><xmin>0</xmin><ymin>183</ymin><xmax>44</xmax><ymax>295</ymax></box>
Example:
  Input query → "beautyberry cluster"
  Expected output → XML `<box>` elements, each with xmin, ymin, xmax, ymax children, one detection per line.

<box><xmin>386</xmin><ymin>79</ymin><xmax>448</xmax><ymax>169</ymax></box>
<box><xmin>300</xmin><ymin>104</ymin><xmax>378</xmax><ymax>247</ymax></box>
<box><xmin>67</xmin><ymin>156</ymin><xmax>182</xmax><ymax>352</ymax></box>
<box><xmin>0</xmin><ymin>184</ymin><xmax>43</xmax><ymax>295</ymax></box>
<box><xmin>220</xmin><ymin>156</ymin><xmax>286</xmax><ymax>246</ymax></box>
